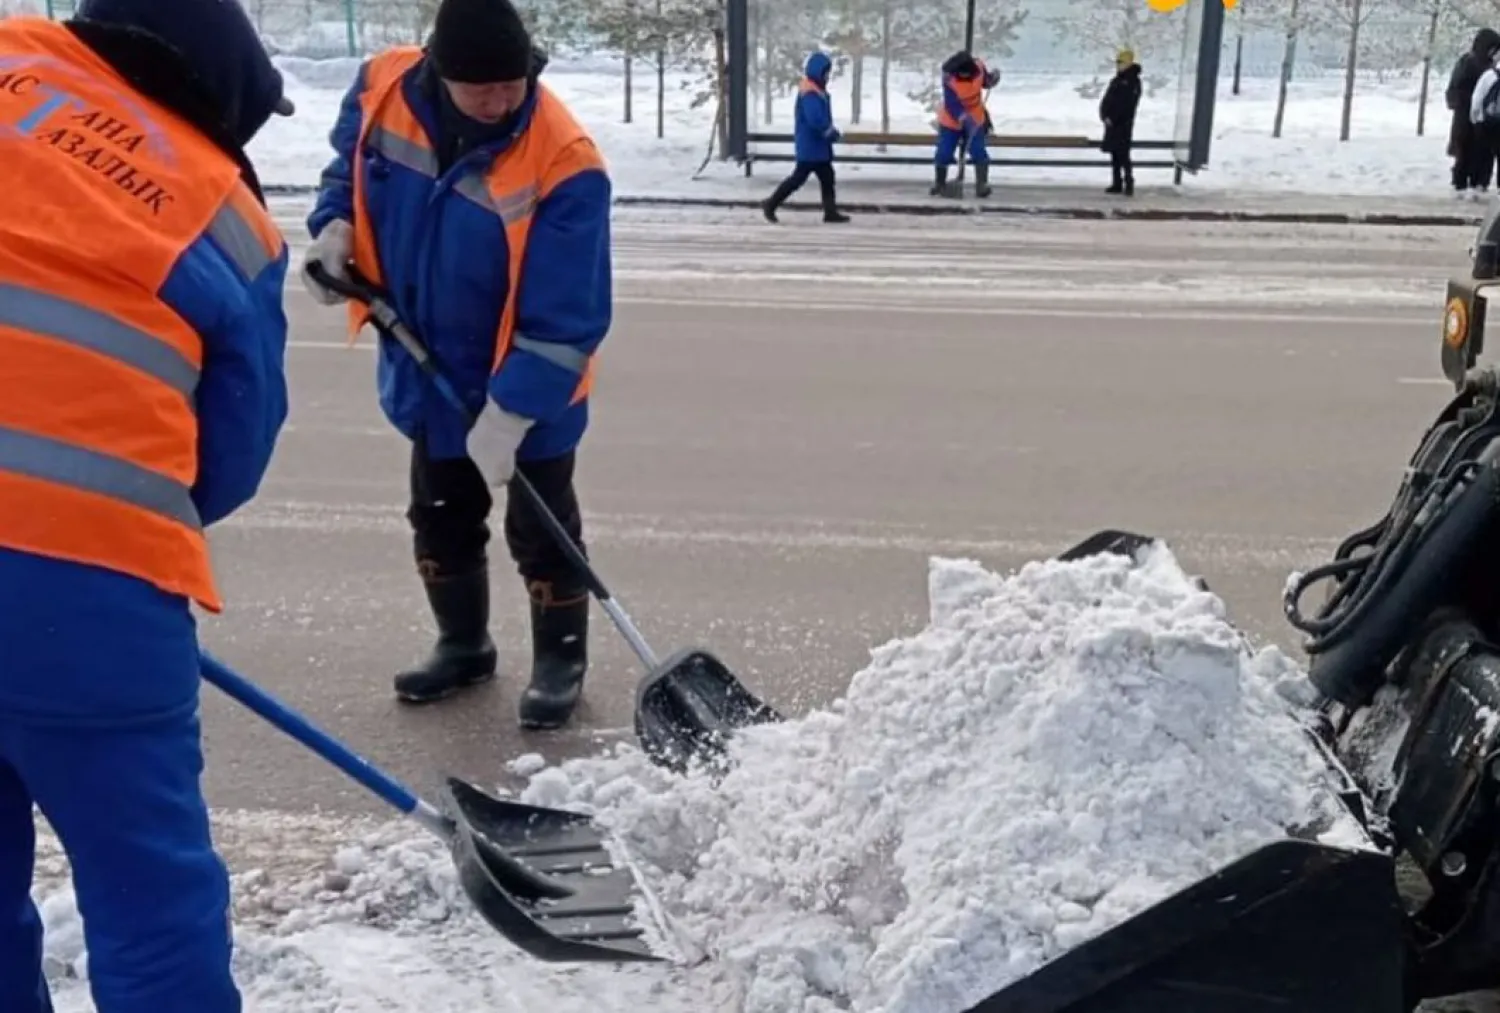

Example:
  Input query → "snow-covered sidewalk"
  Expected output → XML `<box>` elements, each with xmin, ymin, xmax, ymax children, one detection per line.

<box><xmin>595</xmin><ymin>178</ymin><xmax>1489</xmax><ymax>226</ymax></box>
<box><xmin>41</xmin><ymin>543</ymin><xmax>1364</xmax><ymax>1012</ymax></box>
<box><xmin>252</xmin><ymin>55</ymin><xmax>1489</xmax><ymax>223</ymax></box>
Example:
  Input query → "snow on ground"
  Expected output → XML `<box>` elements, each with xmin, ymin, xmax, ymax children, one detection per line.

<box><xmin>253</xmin><ymin>53</ymin><xmax>1468</xmax><ymax>204</ymax></box>
<box><xmin>41</xmin><ymin>542</ymin><xmax>1366</xmax><ymax>1011</ymax></box>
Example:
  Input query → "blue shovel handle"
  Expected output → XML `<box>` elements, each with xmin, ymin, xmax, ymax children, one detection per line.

<box><xmin>200</xmin><ymin>651</ymin><xmax>451</xmax><ymax>837</ymax></box>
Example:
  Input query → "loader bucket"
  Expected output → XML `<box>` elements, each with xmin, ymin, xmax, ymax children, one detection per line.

<box><xmin>964</xmin><ymin>839</ymin><xmax>1407</xmax><ymax>1013</ymax></box>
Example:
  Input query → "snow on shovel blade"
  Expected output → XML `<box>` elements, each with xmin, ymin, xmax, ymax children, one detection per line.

<box><xmin>441</xmin><ymin>777</ymin><xmax>668</xmax><ymax>963</ymax></box>
<box><xmin>634</xmin><ymin>648</ymin><xmax>783</xmax><ymax>774</ymax></box>
<box><xmin>964</xmin><ymin>838</ymin><xmax>1407</xmax><ymax>1013</ymax></box>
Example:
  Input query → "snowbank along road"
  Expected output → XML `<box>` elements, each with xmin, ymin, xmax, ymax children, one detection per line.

<box><xmin>37</xmin><ymin>202</ymin><xmax>1493</xmax><ymax>1011</ymax></box>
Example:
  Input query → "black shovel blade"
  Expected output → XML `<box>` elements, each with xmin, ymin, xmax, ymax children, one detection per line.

<box><xmin>634</xmin><ymin>648</ymin><xmax>783</xmax><ymax>774</ymax></box>
<box><xmin>1055</xmin><ymin>529</ymin><xmax>1161</xmax><ymax>563</ymax></box>
<box><xmin>964</xmin><ymin>839</ymin><xmax>1407</xmax><ymax>1013</ymax></box>
<box><xmin>441</xmin><ymin>777</ymin><xmax>665</xmax><ymax>963</ymax></box>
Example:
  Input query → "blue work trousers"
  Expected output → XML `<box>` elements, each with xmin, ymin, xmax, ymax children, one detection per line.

<box><xmin>0</xmin><ymin>704</ymin><xmax>239</xmax><ymax>1013</ymax></box>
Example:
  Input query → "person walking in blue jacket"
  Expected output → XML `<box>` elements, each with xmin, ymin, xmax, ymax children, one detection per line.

<box><xmin>762</xmin><ymin>51</ymin><xmax>851</xmax><ymax>223</ymax></box>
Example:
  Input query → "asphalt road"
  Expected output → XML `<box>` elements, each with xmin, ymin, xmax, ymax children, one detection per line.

<box><xmin>183</xmin><ymin>201</ymin><xmax>1476</xmax><ymax>820</ymax></box>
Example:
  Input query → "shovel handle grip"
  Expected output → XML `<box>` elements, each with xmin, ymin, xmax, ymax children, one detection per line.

<box><xmin>306</xmin><ymin>262</ymin><xmax>471</xmax><ymax>417</ymax></box>
<box><xmin>304</xmin><ymin>259</ymin><xmax>373</xmax><ymax>303</ymax></box>
<box><xmin>200</xmin><ymin>651</ymin><xmax>447</xmax><ymax>834</ymax></box>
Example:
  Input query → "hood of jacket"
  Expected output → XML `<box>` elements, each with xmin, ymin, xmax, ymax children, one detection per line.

<box><xmin>804</xmin><ymin>51</ymin><xmax>831</xmax><ymax>87</ymax></box>
<box><xmin>73</xmin><ymin>0</ymin><xmax>292</xmax><ymax>149</ymax></box>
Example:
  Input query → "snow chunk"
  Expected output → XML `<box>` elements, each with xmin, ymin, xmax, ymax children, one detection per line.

<box><xmin>518</xmin><ymin>541</ymin><xmax>1368</xmax><ymax>1012</ymax></box>
<box><xmin>506</xmin><ymin>752</ymin><xmax>549</xmax><ymax>778</ymax></box>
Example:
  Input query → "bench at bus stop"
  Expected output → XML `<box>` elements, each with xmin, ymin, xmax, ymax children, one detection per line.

<box><xmin>739</xmin><ymin>130</ymin><xmax>1185</xmax><ymax>186</ymax></box>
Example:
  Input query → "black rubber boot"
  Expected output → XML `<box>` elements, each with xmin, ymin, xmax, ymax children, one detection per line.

<box><xmin>393</xmin><ymin>565</ymin><xmax>498</xmax><ymax>704</ymax></box>
<box><xmin>763</xmin><ymin>176</ymin><xmax>798</xmax><ymax>222</ymax></box>
<box><xmin>517</xmin><ymin>581</ymin><xmax>589</xmax><ymax>730</ymax></box>
<box><xmin>974</xmin><ymin>162</ymin><xmax>992</xmax><ymax>198</ymax></box>
<box><xmin>930</xmin><ymin>164</ymin><xmax>948</xmax><ymax>197</ymax></box>
<box><xmin>1123</xmin><ymin>177</ymin><xmax>1135</xmax><ymax>197</ymax></box>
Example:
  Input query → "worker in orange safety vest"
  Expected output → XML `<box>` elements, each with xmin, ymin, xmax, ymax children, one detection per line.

<box><xmin>0</xmin><ymin>1</ymin><xmax>293</xmax><ymax>1011</ymax></box>
<box><xmin>301</xmin><ymin>0</ymin><xmax>614</xmax><ymax>730</ymax></box>
<box><xmin>934</xmin><ymin>50</ymin><xmax>1001</xmax><ymax>198</ymax></box>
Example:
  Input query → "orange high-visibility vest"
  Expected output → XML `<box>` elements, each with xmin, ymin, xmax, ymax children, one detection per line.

<box><xmin>0</xmin><ymin>17</ymin><xmax>284</xmax><ymax>613</ymax></box>
<box><xmin>346</xmin><ymin>47</ymin><xmax>601</xmax><ymax>405</ymax></box>
<box><xmin>938</xmin><ymin>60</ymin><xmax>989</xmax><ymax>132</ymax></box>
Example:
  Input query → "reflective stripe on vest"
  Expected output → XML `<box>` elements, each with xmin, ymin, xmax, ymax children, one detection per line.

<box><xmin>0</xmin><ymin>17</ymin><xmax>284</xmax><ymax>612</ymax></box>
<box><xmin>347</xmin><ymin>49</ymin><xmax>600</xmax><ymax>405</ymax></box>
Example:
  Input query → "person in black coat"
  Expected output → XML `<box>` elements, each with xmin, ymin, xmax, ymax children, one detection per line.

<box><xmin>1099</xmin><ymin>48</ymin><xmax>1142</xmax><ymax>196</ymax></box>
<box><xmin>1449</xmin><ymin>28</ymin><xmax>1500</xmax><ymax>196</ymax></box>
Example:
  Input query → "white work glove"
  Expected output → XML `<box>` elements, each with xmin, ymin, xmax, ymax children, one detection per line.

<box><xmin>467</xmin><ymin>401</ymin><xmax>534</xmax><ymax>487</ymax></box>
<box><xmin>300</xmin><ymin>219</ymin><xmax>354</xmax><ymax>306</ymax></box>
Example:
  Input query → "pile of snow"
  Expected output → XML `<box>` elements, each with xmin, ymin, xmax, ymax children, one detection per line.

<box><xmin>40</xmin><ymin>542</ymin><xmax>1366</xmax><ymax>1011</ymax></box>
<box><xmin>517</xmin><ymin>542</ymin><xmax>1369</xmax><ymax>1012</ymax></box>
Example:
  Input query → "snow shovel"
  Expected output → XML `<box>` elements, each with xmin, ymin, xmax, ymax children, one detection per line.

<box><xmin>304</xmin><ymin>262</ymin><xmax>780</xmax><ymax>775</ymax></box>
<box><xmin>198</xmin><ymin>651</ymin><xmax>677</xmax><ymax>963</ymax></box>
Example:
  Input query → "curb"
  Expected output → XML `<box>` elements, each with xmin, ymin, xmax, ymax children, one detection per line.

<box><xmin>262</xmin><ymin>184</ymin><xmax>1483</xmax><ymax>228</ymax></box>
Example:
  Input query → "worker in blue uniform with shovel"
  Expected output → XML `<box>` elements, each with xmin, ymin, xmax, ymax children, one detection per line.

<box><xmin>933</xmin><ymin>50</ymin><xmax>1000</xmax><ymax>198</ymax></box>
<box><xmin>303</xmin><ymin>0</ymin><xmax>613</xmax><ymax>730</ymax></box>
<box><xmin>0</xmin><ymin>0</ymin><xmax>294</xmax><ymax>1009</ymax></box>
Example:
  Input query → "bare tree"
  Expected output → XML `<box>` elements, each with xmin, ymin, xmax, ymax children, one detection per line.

<box><xmin>1302</xmin><ymin>0</ymin><xmax>1381</xmax><ymax>140</ymax></box>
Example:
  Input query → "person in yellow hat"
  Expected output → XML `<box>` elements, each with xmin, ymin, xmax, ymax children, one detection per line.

<box><xmin>1099</xmin><ymin>48</ymin><xmax>1142</xmax><ymax>196</ymax></box>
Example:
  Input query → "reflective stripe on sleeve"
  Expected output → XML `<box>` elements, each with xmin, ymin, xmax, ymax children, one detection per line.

<box><xmin>511</xmin><ymin>333</ymin><xmax>589</xmax><ymax>375</ymax></box>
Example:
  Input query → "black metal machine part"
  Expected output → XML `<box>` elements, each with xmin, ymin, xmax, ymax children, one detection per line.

<box><xmin>1284</xmin><ymin>371</ymin><xmax>1500</xmax><ymax>710</ymax></box>
<box><xmin>1283</xmin><ymin>348</ymin><xmax>1500</xmax><ymax>1004</ymax></box>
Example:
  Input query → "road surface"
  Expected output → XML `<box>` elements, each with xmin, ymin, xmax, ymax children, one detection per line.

<box><xmin>184</xmin><ymin>200</ymin><xmax>1472</xmax><ymax>818</ymax></box>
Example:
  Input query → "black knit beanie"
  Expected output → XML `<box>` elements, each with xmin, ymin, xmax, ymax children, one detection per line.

<box><xmin>430</xmin><ymin>0</ymin><xmax>535</xmax><ymax>83</ymax></box>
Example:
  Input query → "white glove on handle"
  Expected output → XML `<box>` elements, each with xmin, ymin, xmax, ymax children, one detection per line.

<box><xmin>468</xmin><ymin>401</ymin><xmax>534</xmax><ymax>487</ymax></box>
<box><xmin>301</xmin><ymin>219</ymin><xmax>354</xmax><ymax>306</ymax></box>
